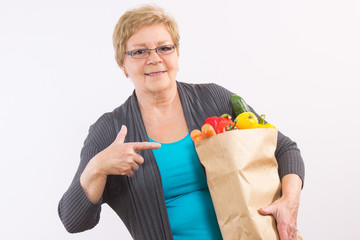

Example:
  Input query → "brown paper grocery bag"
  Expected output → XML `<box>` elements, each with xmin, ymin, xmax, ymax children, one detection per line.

<box><xmin>195</xmin><ymin>128</ymin><xmax>281</xmax><ymax>240</ymax></box>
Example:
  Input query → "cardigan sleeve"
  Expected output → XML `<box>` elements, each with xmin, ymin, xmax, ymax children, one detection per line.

<box><xmin>248</xmin><ymin>105</ymin><xmax>305</xmax><ymax>186</ymax></box>
<box><xmin>58</xmin><ymin>113</ymin><xmax>117</xmax><ymax>233</ymax></box>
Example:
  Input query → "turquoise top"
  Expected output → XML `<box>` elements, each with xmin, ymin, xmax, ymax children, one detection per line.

<box><xmin>149</xmin><ymin>132</ymin><xmax>222</xmax><ymax>240</ymax></box>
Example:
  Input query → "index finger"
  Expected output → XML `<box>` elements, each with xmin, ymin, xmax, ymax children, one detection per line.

<box><xmin>132</xmin><ymin>142</ymin><xmax>161</xmax><ymax>152</ymax></box>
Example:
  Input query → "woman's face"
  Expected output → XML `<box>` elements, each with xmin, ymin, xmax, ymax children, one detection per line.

<box><xmin>122</xmin><ymin>24</ymin><xmax>179</xmax><ymax>95</ymax></box>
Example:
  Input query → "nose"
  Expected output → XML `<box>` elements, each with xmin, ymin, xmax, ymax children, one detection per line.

<box><xmin>146</xmin><ymin>49</ymin><xmax>162</xmax><ymax>64</ymax></box>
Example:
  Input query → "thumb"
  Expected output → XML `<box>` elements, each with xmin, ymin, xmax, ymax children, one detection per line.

<box><xmin>115</xmin><ymin>125</ymin><xmax>127</xmax><ymax>143</ymax></box>
<box><xmin>259</xmin><ymin>205</ymin><xmax>274</xmax><ymax>215</ymax></box>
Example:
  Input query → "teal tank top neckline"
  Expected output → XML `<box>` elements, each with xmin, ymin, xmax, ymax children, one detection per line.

<box><xmin>148</xmin><ymin>132</ymin><xmax>190</xmax><ymax>145</ymax></box>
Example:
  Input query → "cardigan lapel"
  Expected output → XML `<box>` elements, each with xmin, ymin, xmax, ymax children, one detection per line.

<box><xmin>119</xmin><ymin>81</ymin><xmax>216</xmax><ymax>239</ymax></box>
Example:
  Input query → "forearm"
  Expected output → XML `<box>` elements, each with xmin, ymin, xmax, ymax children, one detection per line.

<box><xmin>80</xmin><ymin>154</ymin><xmax>108</xmax><ymax>203</ymax></box>
<box><xmin>281</xmin><ymin>174</ymin><xmax>302</xmax><ymax>204</ymax></box>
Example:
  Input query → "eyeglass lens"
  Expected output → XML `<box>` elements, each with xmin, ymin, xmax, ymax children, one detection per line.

<box><xmin>129</xmin><ymin>44</ymin><xmax>175</xmax><ymax>59</ymax></box>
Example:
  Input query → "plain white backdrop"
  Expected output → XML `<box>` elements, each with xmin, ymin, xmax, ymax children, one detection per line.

<box><xmin>1</xmin><ymin>0</ymin><xmax>359</xmax><ymax>239</ymax></box>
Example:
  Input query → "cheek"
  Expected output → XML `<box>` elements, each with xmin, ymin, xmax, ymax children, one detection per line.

<box><xmin>130</xmin><ymin>65</ymin><xmax>141</xmax><ymax>75</ymax></box>
<box><xmin>125</xmin><ymin>61</ymin><xmax>144</xmax><ymax>77</ymax></box>
<box><xmin>169</xmin><ymin>56</ymin><xmax>179</xmax><ymax>71</ymax></box>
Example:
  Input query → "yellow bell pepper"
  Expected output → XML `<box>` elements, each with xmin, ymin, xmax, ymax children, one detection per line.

<box><xmin>235</xmin><ymin>112</ymin><xmax>259</xmax><ymax>129</ymax></box>
<box><xmin>258</xmin><ymin>114</ymin><xmax>276</xmax><ymax>129</ymax></box>
<box><xmin>264</xmin><ymin>123</ymin><xmax>276</xmax><ymax>129</ymax></box>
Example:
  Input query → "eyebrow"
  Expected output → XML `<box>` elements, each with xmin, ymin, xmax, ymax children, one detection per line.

<box><xmin>131</xmin><ymin>41</ymin><xmax>172</xmax><ymax>49</ymax></box>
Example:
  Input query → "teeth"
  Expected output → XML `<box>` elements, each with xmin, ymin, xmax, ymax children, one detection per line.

<box><xmin>147</xmin><ymin>71</ymin><xmax>164</xmax><ymax>76</ymax></box>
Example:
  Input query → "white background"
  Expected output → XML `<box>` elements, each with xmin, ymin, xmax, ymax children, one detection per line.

<box><xmin>1</xmin><ymin>0</ymin><xmax>359</xmax><ymax>239</ymax></box>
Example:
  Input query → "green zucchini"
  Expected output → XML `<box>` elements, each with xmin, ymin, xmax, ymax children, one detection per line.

<box><xmin>230</xmin><ymin>94</ymin><xmax>250</xmax><ymax>117</ymax></box>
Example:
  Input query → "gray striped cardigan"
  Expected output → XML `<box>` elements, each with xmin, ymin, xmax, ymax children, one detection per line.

<box><xmin>58</xmin><ymin>81</ymin><xmax>305</xmax><ymax>239</ymax></box>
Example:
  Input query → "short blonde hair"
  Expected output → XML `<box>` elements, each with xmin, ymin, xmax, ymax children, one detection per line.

<box><xmin>113</xmin><ymin>5</ymin><xmax>180</xmax><ymax>67</ymax></box>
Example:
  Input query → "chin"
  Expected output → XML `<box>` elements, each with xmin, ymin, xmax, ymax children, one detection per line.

<box><xmin>146</xmin><ymin>76</ymin><xmax>176</xmax><ymax>93</ymax></box>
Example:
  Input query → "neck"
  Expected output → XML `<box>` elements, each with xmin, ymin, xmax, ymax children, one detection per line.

<box><xmin>136</xmin><ymin>82</ymin><xmax>178</xmax><ymax>112</ymax></box>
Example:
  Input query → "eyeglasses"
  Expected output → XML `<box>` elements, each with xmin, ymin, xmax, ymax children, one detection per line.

<box><xmin>124</xmin><ymin>44</ymin><xmax>176</xmax><ymax>59</ymax></box>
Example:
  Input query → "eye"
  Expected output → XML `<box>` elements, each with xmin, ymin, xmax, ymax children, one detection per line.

<box><xmin>158</xmin><ymin>45</ymin><xmax>173</xmax><ymax>52</ymax></box>
<box><xmin>132</xmin><ymin>49</ymin><xmax>147</xmax><ymax>56</ymax></box>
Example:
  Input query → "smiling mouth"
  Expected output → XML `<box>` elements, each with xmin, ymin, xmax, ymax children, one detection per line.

<box><xmin>144</xmin><ymin>71</ymin><xmax>166</xmax><ymax>76</ymax></box>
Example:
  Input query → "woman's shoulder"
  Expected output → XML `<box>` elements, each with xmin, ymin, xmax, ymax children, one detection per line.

<box><xmin>178</xmin><ymin>81</ymin><xmax>233</xmax><ymax>97</ymax></box>
<box><xmin>177</xmin><ymin>81</ymin><xmax>234</xmax><ymax>125</ymax></box>
<box><xmin>178</xmin><ymin>81</ymin><xmax>233</xmax><ymax>106</ymax></box>
<box><xmin>86</xmin><ymin>95</ymin><xmax>134</xmax><ymax>149</ymax></box>
<box><xmin>84</xmin><ymin>111</ymin><xmax>117</xmax><ymax>150</ymax></box>
<box><xmin>93</xmin><ymin>94</ymin><xmax>134</xmax><ymax>127</ymax></box>
<box><xmin>178</xmin><ymin>81</ymin><xmax>227</xmax><ymax>90</ymax></box>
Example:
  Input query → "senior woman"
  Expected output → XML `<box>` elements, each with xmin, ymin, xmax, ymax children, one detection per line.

<box><xmin>58</xmin><ymin>5</ymin><xmax>304</xmax><ymax>240</ymax></box>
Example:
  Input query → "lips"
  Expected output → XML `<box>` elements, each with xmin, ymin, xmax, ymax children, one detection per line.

<box><xmin>144</xmin><ymin>71</ymin><xmax>166</xmax><ymax>76</ymax></box>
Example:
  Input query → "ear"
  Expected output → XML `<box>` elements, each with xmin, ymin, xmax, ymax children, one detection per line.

<box><xmin>120</xmin><ymin>66</ymin><xmax>129</xmax><ymax>78</ymax></box>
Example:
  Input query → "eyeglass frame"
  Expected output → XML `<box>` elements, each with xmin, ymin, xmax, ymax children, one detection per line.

<box><xmin>124</xmin><ymin>44</ymin><xmax>176</xmax><ymax>59</ymax></box>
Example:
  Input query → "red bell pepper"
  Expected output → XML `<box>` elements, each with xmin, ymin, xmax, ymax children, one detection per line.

<box><xmin>204</xmin><ymin>114</ymin><xmax>234</xmax><ymax>134</ymax></box>
<box><xmin>203</xmin><ymin>116</ymin><xmax>220</xmax><ymax>130</ymax></box>
<box><xmin>216</xmin><ymin>121</ymin><xmax>232</xmax><ymax>134</ymax></box>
